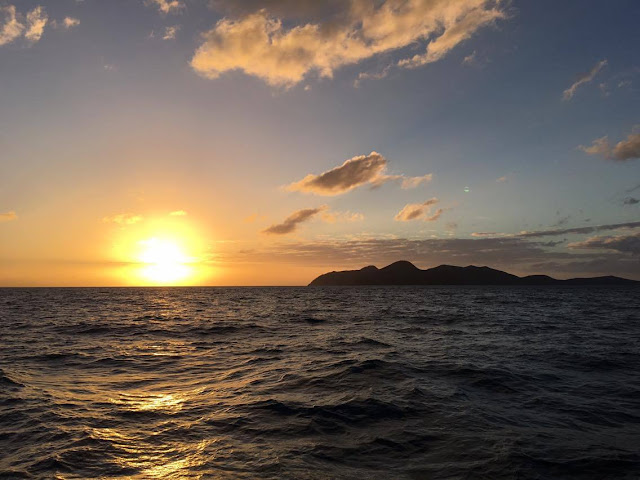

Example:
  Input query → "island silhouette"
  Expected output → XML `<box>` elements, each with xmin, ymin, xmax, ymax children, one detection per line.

<box><xmin>309</xmin><ymin>261</ymin><xmax>638</xmax><ymax>286</ymax></box>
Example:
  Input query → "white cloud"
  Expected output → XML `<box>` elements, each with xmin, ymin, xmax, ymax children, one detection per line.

<box><xmin>191</xmin><ymin>0</ymin><xmax>506</xmax><ymax>87</ymax></box>
<box><xmin>563</xmin><ymin>59</ymin><xmax>607</xmax><ymax>101</ymax></box>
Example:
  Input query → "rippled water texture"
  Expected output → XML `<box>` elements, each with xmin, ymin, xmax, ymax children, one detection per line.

<box><xmin>1</xmin><ymin>287</ymin><xmax>639</xmax><ymax>479</ymax></box>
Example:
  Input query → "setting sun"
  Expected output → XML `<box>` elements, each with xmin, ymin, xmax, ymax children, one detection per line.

<box><xmin>137</xmin><ymin>237</ymin><xmax>192</xmax><ymax>284</ymax></box>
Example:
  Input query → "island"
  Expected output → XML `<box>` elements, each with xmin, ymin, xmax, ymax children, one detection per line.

<box><xmin>308</xmin><ymin>261</ymin><xmax>638</xmax><ymax>286</ymax></box>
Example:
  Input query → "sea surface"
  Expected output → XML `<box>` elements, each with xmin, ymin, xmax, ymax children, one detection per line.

<box><xmin>1</xmin><ymin>286</ymin><xmax>639</xmax><ymax>479</ymax></box>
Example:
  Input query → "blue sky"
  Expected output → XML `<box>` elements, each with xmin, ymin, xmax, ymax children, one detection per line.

<box><xmin>0</xmin><ymin>0</ymin><xmax>638</xmax><ymax>285</ymax></box>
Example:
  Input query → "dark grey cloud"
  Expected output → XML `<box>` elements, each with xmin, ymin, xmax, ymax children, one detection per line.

<box><xmin>569</xmin><ymin>232</ymin><xmax>640</xmax><ymax>255</ymax></box>
<box><xmin>623</xmin><ymin>197</ymin><xmax>639</xmax><ymax>205</ymax></box>
<box><xmin>225</xmin><ymin>234</ymin><xmax>639</xmax><ymax>279</ymax></box>
<box><xmin>516</xmin><ymin>221</ymin><xmax>640</xmax><ymax>238</ymax></box>
<box><xmin>262</xmin><ymin>206</ymin><xmax>326</xmax><ymax>235</ymax></box>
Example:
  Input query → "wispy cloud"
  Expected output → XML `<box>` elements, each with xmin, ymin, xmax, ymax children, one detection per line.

<box><xmin>262</xmin><ymin>206</ymin><xmax>327</xmax><ymax>235</ymax></box>
<box><xmin>0</xmin><ymin>211</ymin><xmax>18</xmax><ymax>223</ymax></box>
<box><xmin>395</xmin><ymin>198</ymin><xmax>442</xmax><ymax>222</ymax></box>
<box><xmin>321</xmin><ymin>210</ymin><xmax>364</xmax><ymax>224</ymax></box>
<box><xmin>169</xmin><ymin>210</ymin><xmax>187</xmax><ymax>216</ymax></box>
<box><xmin>163</xmin><ymin>25</ymin><xmax>179</xmax><ymax>40</ymax></box>
<box><xmin>579</xmin><ymin>126</ymin><xmax>640</xmax><ymax>161</ymax></box>
<box><xmin>103</xmin><ymin>213</ymin><xmax>143</xmax><ymax>225</ymax></box>
<box><xmin>563</xmin><ymin>59</ymin><xmax>607</xmax><ymax>101</ymax></box>
<box><xmin>477</xmin><ymin>220</ymin><xmax>640</xmax><ymax>239</ymax></box>
<box><xmin>191</xmin><ymin>0</ymin><xmax>506</xmax><ymax>87</ymax></box>
<box><xmin>148</xmin><ymin>0</ymin><xmax>184</xmax><ymax>14</ymax></box>
<box><xmin>286</xmin><ymin>152</ymin><xmax>431</xmax><ymax>196</ymax></box>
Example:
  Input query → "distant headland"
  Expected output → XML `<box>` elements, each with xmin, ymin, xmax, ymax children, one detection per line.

<box><xmin>308</xmin><ymin>261</ymin><xmax>638</xmax><ymax>286</ymax></box>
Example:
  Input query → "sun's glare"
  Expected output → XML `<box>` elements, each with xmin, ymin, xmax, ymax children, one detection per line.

<box><xmin>137</xmin><ymin>238</ymin><xmax>193</xmax><ymax>284</ymax></box>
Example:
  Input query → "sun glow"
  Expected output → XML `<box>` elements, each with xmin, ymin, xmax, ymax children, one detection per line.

<box><xmin>109</xmin><ymin>216</ymin><xmax>214</xmax><ymax>285</ymax></box>
<box><xmin>137</xmin><ymin>238</ymin><xmax>193</xmax><ymax>284</ymax></box>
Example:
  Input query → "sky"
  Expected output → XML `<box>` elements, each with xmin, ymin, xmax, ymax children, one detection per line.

<box><xmin>0</xmin><ymin>0</ymin><xmax>639</xmax><ymax>286</ymax></box>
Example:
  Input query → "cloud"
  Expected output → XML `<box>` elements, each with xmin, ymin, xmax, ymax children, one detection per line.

<box><xmin>321</xmin><ymin>210</ymin><xmax>364</xmax><ymax>224</ymax></box>
<box><xmin>515</xmin><ymin>221</ymin><xmax>640</xmax><ymax>238</ymax></box>
<box><xmin>61</xmin><ymin>17</ymin><xmax>80</xmax><ymax>29</ymax></box>
<box><xmin>623</xmin><ymin>197</ymin><xmax>639</xmax><ymax>205</ymax></box>
<box><xmin>569</xmin><ymin>232</ymin><xmax>640</xmax><ymax>255</ymax></box>
<box><xmin>163</xmin><ymin>25</ymin><xmax>180</xmax><ymax>40</ymax></box>
<box><xmin>103</xmin><ymin>213</ymin><xmax>143</xmax><ymax>225</ymax></box>
<box><xmin>169</xmin><ymin>210</ymin><xmax>187</xmax><ymax>216</ymax></box>
<box><xmin>395</xmin><ymin>198</ymin><xmax>443</xmax><ymax>222</ymax></box>
<box><xmin>0</xmin><ymin>5</ymin><xmax>23</xmax><ymax>46</ymax></box>
<box><xmin>191</xmin><ymin>0</ymin><xmax>506</xmax><ymax>87</ymax></box>
<box><xmin>398</xmin><ymin>5</ymin><xmax>504</xmax><ymax>69</ymax></box>
<box><xmin>563</xmin><ymin>59</ymin><xmax>607</xmax><ymax>100</ymax></box>
<box><xmin>462</xmin><ymin>50</ymin><xmax>477</xmax><ymax>65</ymax></box>
<box><xmin>225</xmin><ymin>234</ymin><xmax>639</xmax><ymax>279</ymax></box>
<box><xmin>148</xmin><ymin>0</ymin><xmax>184</xmax><ymax>14</ymax></box>
<box><xmin>496</xmin><ymin>175</ymin><xmax>508</xmax><ymax>183</ymax></box>
<box><xmin>0</xmin><ymin>211</ymin><xmax>18</xmax><ymax>223</ymax></box>
<box><xmin>0</xmin><ymin>5</ymin><xmax>56</xmax><ymax>46</ymax></box>
<box><xmin>24</xmin><ymin>6</ymin><xmax>48</xmax><ymax>43</ymax></box>
<box><xmin>286</xmin><ymin>152</ymin><xmax>431</xmax><ymax>196</ymax></box>
<box><xmin>262</xmin><ymin>206</ymin><xmax>326</xmax><ymax>235</ymax></box>
<box><xmin>579</xmin><ymin>127</ymin><xmax>640</xmax><ymax>161</ymax></box>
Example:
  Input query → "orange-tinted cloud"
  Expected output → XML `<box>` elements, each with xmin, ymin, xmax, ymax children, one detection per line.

<box><xmin>191</xmin><ymin>0</ymin><xmax>506</xmax><ymax>87</ymax></box>
<box><xmin>262</xmin><ymin>206</ymin><xmax>327</xmax><ymax>235</ymax></box>
<box><xmin>286</xmin><ymin>152</ymin><xmax>431</xmax><ymax>196</ymax></box>
<box><xmin>148</xmin><ymin>0</ymin><xmax>184</xmax><ymax>14</ymax></box>
<box><xmin>579</xmin><ymin>127</ymin><xmax>640</xmax><ymax>161</ymax></box>
<box><xmin>395</xmin><ymin>198</ymin><xmax>442</xmax><ymax>222</ymax></box>
<box><xmin>102</xmin><ymin>213</ymin><xmax>143</xmax><ymax>225</ymax></box>
<box><xmin>0</xmin><ymin>211</ymin><xmax>18</xmax><ymax>223</ymax></box>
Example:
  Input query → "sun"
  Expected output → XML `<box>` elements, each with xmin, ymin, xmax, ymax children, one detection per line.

<box><xmin>137</xmin><ymin>237</ymin><xmax>193</xmax><ymax>284</ymax></box>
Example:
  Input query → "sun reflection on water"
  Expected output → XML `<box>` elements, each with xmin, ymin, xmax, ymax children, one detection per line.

<box><xmin>90</xmin><ymin>390</ymin><xmax>212</xmax><ymax>479</ymax></box>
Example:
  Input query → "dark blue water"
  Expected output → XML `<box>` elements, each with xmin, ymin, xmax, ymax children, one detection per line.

<box><xmin>1</xmin><ymin>287</ymin><xmax>639</xmax><ymax>479</ymax></box>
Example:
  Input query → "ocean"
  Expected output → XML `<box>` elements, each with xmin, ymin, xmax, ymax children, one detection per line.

<box><xmin>1</xmin><ymin>286</ymin><xmax>639</xmax><ymax>479</ymax></box>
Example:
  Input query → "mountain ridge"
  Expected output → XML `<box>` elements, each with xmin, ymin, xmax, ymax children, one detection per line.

<box><xmin>308</xmin><ymin>261</ymin><xmax>638</xmax><ymax>286</ymax></box>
